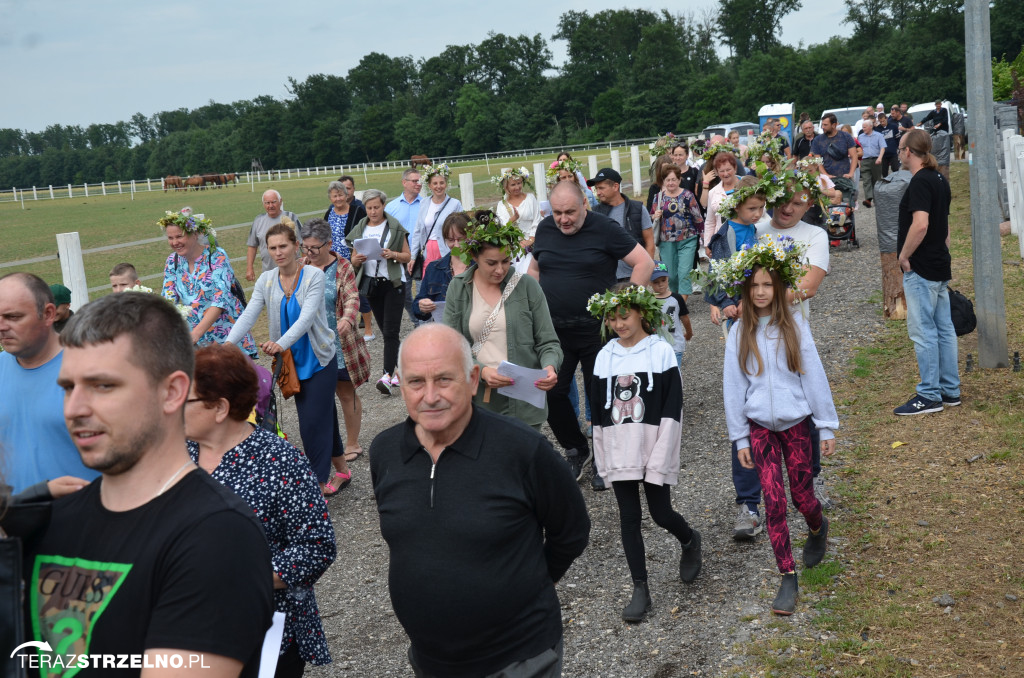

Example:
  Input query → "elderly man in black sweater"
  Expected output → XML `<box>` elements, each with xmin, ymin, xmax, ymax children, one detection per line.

<box><xmin>370</xmin><ymin>324</ymin><xmax>591</xmax><ymax>678</ymax></box>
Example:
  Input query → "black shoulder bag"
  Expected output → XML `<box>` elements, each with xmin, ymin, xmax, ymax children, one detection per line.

<box><xmin>358</xmin><ymin>222</ymin><xmax>391</xmax><ymax>297</ymax></box>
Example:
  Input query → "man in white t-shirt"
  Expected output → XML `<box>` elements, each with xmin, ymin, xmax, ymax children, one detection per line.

<box><xmin>756</xmin><ymin>178</ymin><xmax>833</xmax><ymax>510</ymax></box>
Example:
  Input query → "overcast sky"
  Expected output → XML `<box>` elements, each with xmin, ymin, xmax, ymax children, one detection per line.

<box><xmin>0</xmin><ymin>0</ymin><xmax>849</xmax><ymax>132</ymax></box>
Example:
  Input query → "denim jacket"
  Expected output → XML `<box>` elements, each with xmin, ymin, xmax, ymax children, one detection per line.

<box><xmin>413</xmin><ymin>254</ymin><xmax>454</xmax><ymax>320</ymax></box>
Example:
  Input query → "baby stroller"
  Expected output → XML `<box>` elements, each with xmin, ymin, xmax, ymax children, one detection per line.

<box><xmin>824</xmin><ymin>203</ymin><xmax>858</xmax><ymax>250</ymax></box>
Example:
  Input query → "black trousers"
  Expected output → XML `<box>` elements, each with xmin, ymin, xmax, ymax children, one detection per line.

<box><xmin>366</xmin><ymin>279</ymin><xmax>406</xmax><ymax>375</ymax></box>
<box><xmin>612</xmin><ymin>480</ymin><xmax>693</xmax><ymax>582</ymax></box>
<box><xmin>546</xmin><ymin>322</ymin><xmax>603</xmax><ymax>456</ymax></box>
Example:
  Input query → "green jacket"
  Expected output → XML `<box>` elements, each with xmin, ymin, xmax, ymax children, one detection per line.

<box><xmin>443</xmin><ymin>266</ymin><xmax>563</xmax><ymax>427</ymax></box>
<box><xmin>346</xmin><ymin>213</ymin><xmax>408</xmax><ymax>289</ymax></box>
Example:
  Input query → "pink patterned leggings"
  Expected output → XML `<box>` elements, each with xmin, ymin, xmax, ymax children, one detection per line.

<box><xmin>750</xmin><ymin>419</ymin><xmax>823</xmax><ymax>573</ymax></box>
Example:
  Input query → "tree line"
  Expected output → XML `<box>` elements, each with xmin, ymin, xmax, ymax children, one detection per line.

<box><xmin>1</xmin><ymin>0</ymin><xmax>1020</xmax><ymax>189</ymax></box>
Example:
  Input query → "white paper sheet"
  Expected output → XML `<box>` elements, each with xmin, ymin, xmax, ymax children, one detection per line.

<box><xmin>539</xmin><ymin>200</ymin><xmax>551</xmax><ymax>217</ymax></box>
<box><xmin>430</xmin><ymin>300</ymin><xmax>446</xmax><ymax>324</ymax></box>
<box><xmin>496</xmin><ymin>361</ymin><xmax>549</xmax><ymax>409</ymax></box>
<box><xmin>352</xmin><ymin>237</ymin><xmax>383</xmax><ymax>261</ymax></box>
<box><xmin>257</xmin><ymin>612</ymin><xmax>287</xmax><ymax>678</ymax></box>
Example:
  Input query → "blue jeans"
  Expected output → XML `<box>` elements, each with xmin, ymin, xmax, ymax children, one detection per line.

<box><xmin>567</xmin><ymin>376</ymin><xmax>592</xmax><ymax>422</ymax></box>
<box><xmin>903</xmin><ymin>271</ymin><xmax>960</xmax><ymax>402</ymax></box>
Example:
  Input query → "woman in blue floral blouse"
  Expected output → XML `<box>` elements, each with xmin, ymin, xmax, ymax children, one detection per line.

<box><xmin>159</xmin><ymin>209</ymin><xmax>256</xmax><ymax>356</ymax></box>
<box><xmin>186</xmin><ymin>343</ymin><xmax>337</xmax><ymax>677</ymax></box>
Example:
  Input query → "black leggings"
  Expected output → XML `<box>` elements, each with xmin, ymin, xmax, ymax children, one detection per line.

<box><xmin>612</xmin><ymin>480</ymin><xmax>693</xmax><ymax>582</ymax></box>
<box><xmin>367</xmin><ymin>279</ymin><xmax>406</xmax><ymax>375</ymax></box>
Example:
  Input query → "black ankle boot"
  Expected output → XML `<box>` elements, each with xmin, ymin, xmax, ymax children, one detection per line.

<box><xmin>622</xmin><ymin>580</ymin><xmax>652</xmax><ymax>622</ymax></box>
<box><xmin>772</xmin><ymin>573</ymin><xmax>798</xmax><ymax>615</ymax></box>
<box><xmin>679</xmin><ymin>529</ymin><xmax>702</xmax><ymax>583</ymax></box>
<box><xmin>803</xmin><ymin>516</ymin><xmax>829</xmax><ymax>568</ymax></box>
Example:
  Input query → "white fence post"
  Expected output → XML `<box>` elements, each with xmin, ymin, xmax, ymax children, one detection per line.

<box><xmin>533</xmin><ymin>163</ymin><xmax>547</xmax><ymax>203</ymax></box>
<box><xmin>49</xmin><ymin>185</ymin><xmax>54</xmax><ymax>199</ymax></box>
<box><xmin>84</xmin><ymin>184</ymin><xmax>89</xmax><ymax>197</ymax></box>
<box><xmin>68</xmin><ymin>184</ymin><xmax>73</xmax><ymax>198</ymax></box>
<box><xmin>610</xmin><ymin>150</ymin><xmax>621</xmax><ymax>174</ymax></box>
<box><xmin>1004</xmin><ymin>132</ymin><xmax>1019</xmax><ymax>235</ymax></box>
<box><xmin>458</xmin><ymin>172</ymin><xmax>476</xmax><ymax>209</ymax></box>
<box><xmin>588</xmin><ymin>155</ymin><xmax>598</xmax><ymax>179</ymax></box>
<box><xmin>56</xmin><ymin>232</ymin><xmax>89</xmax><ymax>311</ymax></box>
<box><xmin>147</xmin><ymin>178</ymin><xmax>152</xmax><ymax>191</ymax></box>
<box><xmin>117</xmin><ymin>181</ymin><xmax>122</xmax><ymax>194</ymax></box>
<box><xmin>32</xmin><ymin>186</ymin><xmax>38</xmax><ymax>200</ymax></box>
<box><xmin>629</xmin><ymin>146</ymin><xmax>642</xmax><ymax>197</ymax></box>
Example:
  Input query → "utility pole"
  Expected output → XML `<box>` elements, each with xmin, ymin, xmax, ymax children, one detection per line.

<box><xmin>964</xmin><ymin>0</ymin><xmax>1009</xmax><ymax>368</ymax></box>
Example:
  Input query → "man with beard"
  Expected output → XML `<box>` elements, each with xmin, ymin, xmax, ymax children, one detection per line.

<box><xmin>22</xmin><ymin>292</ymin><xmax>273</xmax><ymax>677</ymax></box>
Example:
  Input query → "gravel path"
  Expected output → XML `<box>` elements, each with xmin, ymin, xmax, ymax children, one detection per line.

<box><xmin>268</xmin><ymin>205</ymin><xmax>885</xmax><ymax>677</ymax></box>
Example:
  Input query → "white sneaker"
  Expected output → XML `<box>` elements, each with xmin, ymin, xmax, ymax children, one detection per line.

<box><xmin>390</xmin><ymin>374</ymin><xmax>401</xmax><ymax>387</ymax></box>
<box><xmin>814</xmin><ymin>476</ymin><xmax>835</xmax><ymax>510</ymax></box>
<box><xmin>376</xmin><ymin>374</ymin><xmax>393</xmax><ymax>396</ymax></box>
<box><xmin>363</xmin><ymin>333</ymin><xmax>376</xmax><ymax>341</ymax></box>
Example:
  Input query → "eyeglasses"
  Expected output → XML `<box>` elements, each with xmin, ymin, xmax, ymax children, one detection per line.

<box><xmin>300</xmin><ymin>241</ymin><xmax>329</xmax><ymax>255</ymax></box>
<box><xmin>404</xmin><ymin>178</ymin><xmax>422</xmax><ymax>184</ymax></box>
<box><xmin>444</xmin><ymin>237</ymin><xmax>463</xmax><ymax>247</ymax></box>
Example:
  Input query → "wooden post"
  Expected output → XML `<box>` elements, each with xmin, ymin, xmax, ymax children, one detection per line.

<box><xmin>56</xmin><ymin>232</ymin><xmax>89</xmax><ymax>310</ymax></box>
<box><xmin>588</xmin><ymin>155</ymin><xmax>598</xmax><ymax>180</ymax></box>
<box><xmin>629</xmin><ymin>146</ymin><xmax>642</xmax><ymax>197</ymax></box>
<box><xmin>117</xmin><ymin>181</ymin><xmax>122</xmax><ymax>194</ymax></box>
<box><xmin>84</xmin><ymin>184</ymin><xmax>89</xmax><ymax>197</ymax></box>
<box><xmin>147</xmin><ymin>178</ymin><xmax>152</xmax><ymax>191</ymax></box>
<box><xmin>68</xmin><ymin>184</ymin><xmax>73</xmax><ymax>198</ymax></box>
<box><xmin>880</xmin><ymin>253</ymin><xmax>907</xmax><ymax>320</ymax></box>
<box><xmin>610</xmin><ymin>150</ymin><xmax>621</xmax><ymax>174</ymax></box>
<box><xmin>458</xmin><ymin>172</ymin><xmax>475</xmax><ymax>209</ymax></box>
<box><xmin>49</xmin><ymin>185</ymin><xmax>54</xmax><ymax>199</ymax></box>
<box><xmin>32</xmin><ymin>186</ymin><xmax>38</xmax><ymax>200</ymax></box>
<box><xmin>101</xmin><ymin>182</ymin><xmax>106</xmax><ymax>196</ymax></box>
<box><xmin>533</xmin><ymin>162</ymin><xmax>547</xmax><ymax>203</ymax></box>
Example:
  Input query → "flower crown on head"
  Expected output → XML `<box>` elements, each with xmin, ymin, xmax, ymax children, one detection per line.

<box><xmin>691</xmin><ymin>234</ymin><xmax>809</xmax><ymax>298</ymax></box>
<box><xmin>491</xmin><ymin>166</ymin><xmax>533</xmax><ymax>191</ymax></box>
<box><xmin>797</xmin><ymin>156</ymin><xmax>823</xmax><ymax>169</ymax></box>
<box><xmin>546</xmin><ymin>158</ymin><xmax>583</xmax><ymax>181</ymax></box>
<box><xmin>716</xmin><ymin>169</ymin><xmax>789</xmax><ymax>220</ymax></box>
<box><xmin>586</xmin><ymin>284</ymin><xmax>670</xmax><ymax>342</ymax></box>
<box><xmin>649</xmin><ymin>132</ymin><xmax>677</xmax><ymax>159</ymax></box>
<box><xmin>745</xmin><ymin>132</ymin><xmax>785</xmax><ymax>168</ymax></box>
<box><xmin>450</xmin><ymin>209</ymin><xmax>525</xmax><ymax>265</ymax></box>
<box><xmin>764</xmin><ymin>167</ymin><xmax>828</xmax><ymax>210</ymax></box>
<box><xmin>689</xmin><ymin>138</ymin><xmax>708</xmax><ymax>158</ymax></box>
<box><xmin>157</xmin><ymin>210</ymin><xmax>217</xmax><ymax>248</ymax></box>
<box><xmin>421</xmin><ymin>163</ymin><xmax>451</xmax><ymax>182</ymax></box>
<box><xmin>702</xmin><ymin>143</ymin><xmax>739</xmax><ymax>162</ymax></box>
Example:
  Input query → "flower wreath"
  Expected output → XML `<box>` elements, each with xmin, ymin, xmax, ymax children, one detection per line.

<box><xmin>546</xmin><ymin>158</ymin><xmax>584</xmax><ymax>182</ymax></box>
<box><xmin>745</xmin><ymin>132</ymin><xmax>785</xmax><ymax>168</ymax></box>
<box><xmin>586</xmin><ymin>284</ymin><xmax>671</xmax><ymax>342</ymax></box>
<box><xmin>702</xmin><ymin>142</ymin><xmax>739</xmax><ymax>162</ymax></box>
<box><xmin>124</xmin><ymin>284</ymin><xmax>191</xmax><ymax>320</ymax></box>
<box><xmin>716</xmin><ymin>167</ymin><xmax>789</xmax><ymax>220</ymax></box>
<box><xmin>649</xmin><ymin>132</ymin><xmax>677</xmax><ymax>159</ymax></box>
<box><xmin>450</xmin><ymin>209</ymin><xmax>525</xmax><ymax>265</ymax></box>
<box><xmin>692</xmin><ymin>234</ymin><xmax>809</xmax><ymax>298</ymax></box>
<box><xmin>157</xmin><ymin>210</ymin><xmax>217</xmax><ymax>248</ymax></box>
<box><xmin>689</xmin><ymin>138</ymin><xmax>708</xmax><ymax>159</ymax></box>
<box><xmin>797</xmin><ymin>156</ymin><xmax>824</xmax><ymax>169</ymax></box>
<box><xmin>421</xmin><ymin>163</ymin><xmax>451</xmax><ymax>183</ymax></box>
<box><xmin>491</xmin><ymin>166</ymin><xmax>533</xmax><ymax>192</ymax></box>
<box><xmin>764</xmin><ymin>168</ymin><xmax>828</xmax><ymax>211</ymax></box>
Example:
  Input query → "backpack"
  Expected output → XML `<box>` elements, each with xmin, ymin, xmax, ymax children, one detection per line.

<box><xmin>948</xmin><ymin>286</ymin><xmax>976</xmax><ymax>336</ymax></box>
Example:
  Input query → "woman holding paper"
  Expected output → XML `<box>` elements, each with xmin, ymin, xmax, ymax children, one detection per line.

<box><xmin>442</xmin><ymin>209</ymin><xmax>562</xmax><ymax>430</ymax></box>
<box><xmin>346</xmin><ymin>189</ymin><xmax>410</xmax><ymax>396</ymax></box>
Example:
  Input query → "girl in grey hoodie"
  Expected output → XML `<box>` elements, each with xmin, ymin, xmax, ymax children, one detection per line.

<box><xmin>723</xmin><ymin>262</ymin><xmax>839</xmax><ymax>616</ymax></box>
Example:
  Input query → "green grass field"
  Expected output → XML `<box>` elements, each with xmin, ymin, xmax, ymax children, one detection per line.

<box><xmin>0</xmin><ymin>147</ymin><xmax>647</xmax><ymax>297</ymax></box>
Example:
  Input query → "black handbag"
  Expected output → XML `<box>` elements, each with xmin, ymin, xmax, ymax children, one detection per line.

<box><xmin>948</xmin><ymin>286</ymin><xmax>976</xmax><ymax>336</ymax></box>
<box><xmin>1</xmin><ymin>495</ymin><xmax>51</xmax><ymax>678</ymax></box>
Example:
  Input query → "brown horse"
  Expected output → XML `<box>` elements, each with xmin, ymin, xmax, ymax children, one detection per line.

<box><xmin>183</xmin><ymin>176</ymin><xmax>204</xmax><ymax>191</ymax></box>
<box><xmin>164</xmin><ymin>175</ymin><xmax>183</xmax><ymax>191</ymax></box>
<box><xmin>224</xmin><ymin>173</ymin><xmax>237</xmax><ymax>185</ymax></box>
<box><xmin>202</xmin><ymin>173</ymin><xmax>224</xmax><ymax>188</ymax></box>
<box><xmin>410</xmin><ymin>155</ymin><xmax>432</xmax><ymax>168</ymax></box>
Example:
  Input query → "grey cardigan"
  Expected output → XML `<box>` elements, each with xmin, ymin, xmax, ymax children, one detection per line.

<box><xmin>226</xmin><ymin>265</ymin><xmax>336</xmax><ymax>367</ymax></box>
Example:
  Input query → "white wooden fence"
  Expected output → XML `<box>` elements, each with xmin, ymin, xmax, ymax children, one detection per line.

<box><xmin>1002</xmin><ymin>129</ymin><xmax>1024</xmax><ymax>259</ymax></box>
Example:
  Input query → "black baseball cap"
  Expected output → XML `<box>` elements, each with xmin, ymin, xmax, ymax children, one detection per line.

<box><xmin>587</xmin><ymin>168</ymin><xmax>622</xmax><ymax>187</ymax></box>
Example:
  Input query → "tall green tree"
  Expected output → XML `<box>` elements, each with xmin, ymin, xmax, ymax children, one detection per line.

<box><xmin>716</xmin><ymin>0</ymin><xmax>802</xmax><ymax>59</ymax></box>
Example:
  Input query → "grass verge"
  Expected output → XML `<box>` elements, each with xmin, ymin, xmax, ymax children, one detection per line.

<box><xmin>736</xmin><ymin>162</ymin><xmax>1024</xmax><ymax>676</ymax></box>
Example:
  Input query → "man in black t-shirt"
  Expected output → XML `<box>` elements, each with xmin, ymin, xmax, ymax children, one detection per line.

<box><xmin>20</xmin><ymin>293</ymin><xmax>273</xmax><ymax>677</ymax></box>
<box><xmin>529</xmin><ymin>181</ymin><xmax>655</xmax><ymax>490</ymax></box>
<box><xmin>893</xmin><ymin>129</ymin><xmax>960</xmax><ymax>416</ymax></box>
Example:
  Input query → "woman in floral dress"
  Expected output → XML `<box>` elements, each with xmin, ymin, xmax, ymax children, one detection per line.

<box><xmin>159</xmin><ymin>209</ymin><xmax>256</xmax><ymax>356</ymax></box>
